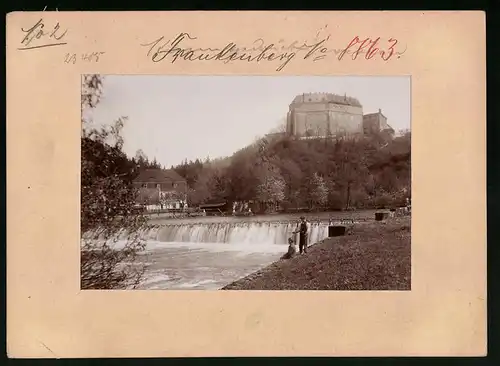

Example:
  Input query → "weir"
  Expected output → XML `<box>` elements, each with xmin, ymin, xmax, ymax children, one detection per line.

<box><xmin>82</xmin><ymin>218</ymin><xmax>363</xmax><ymax>290</ymax></box>
<box><xmin>139</xmin><ymin>221</ymin><xmax>331</xmax><ymax>245</ymax></box>
<box><xmin>84</xmin><ymin>217</ymin><xmax>364</xmax><ymax>248</ymax></box>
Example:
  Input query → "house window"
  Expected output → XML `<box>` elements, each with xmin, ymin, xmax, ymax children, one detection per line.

<box><xmin>156</xmin><ymin>184</ymin><xmax>161</xmax><ymax>189</ymax></box>
<box><xmin>173</xmin><ymin>183</ymin><xmax>178</xmax><ymax>188</ymax></box>
<box><xmin>142</xmin><ymin>183</ymin><xmax>147</xmax><ymax>188</ymax></box>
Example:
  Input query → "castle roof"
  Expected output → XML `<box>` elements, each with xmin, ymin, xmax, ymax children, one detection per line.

<box><xmin>134</xmin><ymin>169</ymin><xmax>185</xmax><ymax>183</ymax></box>
<box><xmin>291</xmin><ymin>93</ymin><xmax>362</xmax><ymax>107</ymax></box>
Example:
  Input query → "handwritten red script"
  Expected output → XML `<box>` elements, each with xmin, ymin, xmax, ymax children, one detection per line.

<box><xmin>339</xmin><ymin>36</ymin><xmax>402</xmax><ymax>61</ymax></box>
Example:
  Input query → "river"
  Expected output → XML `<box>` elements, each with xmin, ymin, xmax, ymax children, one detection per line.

<box><xmin>120</xmin><ymin>210</ymin><xmax>378</xmax><ymax>290</ymax></box>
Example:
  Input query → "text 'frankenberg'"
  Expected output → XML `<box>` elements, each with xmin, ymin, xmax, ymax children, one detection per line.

<box><xmin>140</xmin><ymin>32</ymin><xmax>405</xmax><ymax>71</ymax></box>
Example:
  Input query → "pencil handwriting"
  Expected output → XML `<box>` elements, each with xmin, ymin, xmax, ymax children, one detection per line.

<box><xmin>64</xmin><ymin>51</ymin><xmax>106</xmax><ymax>64</ymax></box>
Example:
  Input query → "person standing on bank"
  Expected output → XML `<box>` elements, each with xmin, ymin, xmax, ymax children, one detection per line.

<box><xmin>294</xmin><ymin>216</ymin><xmax>309</xmax><ymax>254</ymax></box>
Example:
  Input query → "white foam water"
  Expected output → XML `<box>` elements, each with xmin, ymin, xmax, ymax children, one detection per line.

<box><xmin>85</xmin><ymin>221</ymin><xmax>330</xmax><ymax>290</ymax></box>
<box><xmin>151</xmin><ymin>221</ymin><xmax>329</xmax><ymax>245</ymax></box>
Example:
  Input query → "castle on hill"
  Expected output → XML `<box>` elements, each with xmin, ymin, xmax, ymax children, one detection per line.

<box><xmin>284</xmin><ymin>92</ymin><xmax>394</xmax><ymax>139</ymax></box>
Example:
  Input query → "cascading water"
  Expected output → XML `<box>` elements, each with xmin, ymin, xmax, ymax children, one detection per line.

<box><xmin>132</xmin><ymin>221</ymin><xmax>331</xmax><ymax>289</ymax></box>
<box><xmin>83</xmin><ymin>220</ymin><xmax>334</xmax><ymax>290</ymax></box>
<box><xmin>144</xmin><ymin>221</ymin><xmax>329</xmax><ymax>246</ymax></box>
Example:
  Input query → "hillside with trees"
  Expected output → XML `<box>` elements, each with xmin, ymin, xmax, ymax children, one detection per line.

<box><xmin>172</xmin><ymin>131</ymin><xmax>411</xmax><ymax>213</ymax></box>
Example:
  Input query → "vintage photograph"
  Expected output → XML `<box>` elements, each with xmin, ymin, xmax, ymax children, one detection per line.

<box><xmin>81</xmin><ymin>75</ymin><xmax>411</xmax><ymax>291</ymax></box>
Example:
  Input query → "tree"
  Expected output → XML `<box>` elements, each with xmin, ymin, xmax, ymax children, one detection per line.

<box><xmin>255</xmin><ymin>162</ymin><xmax>286</xmax><ymax>212</ymax></box>
<box><xmin>189</xmin><ymin>175</ymin><xmax>212</xmax><ymax>206</ymax></box>
<box><xmin>188</xmin><ymin>164</ymin><xmax>229</xmax><ymax>205</ymax></box>
<box><xmin>151</xmin><ymin>157</ymin><xmax>161</xmax><ymax>169</ymax></box>
<box><xmin>225</xmin><ymin>152</ymin><xmax>260</xmax><ymax>202</ymax></box>
<box><xmin>276</xmin><ymin>158</ymin><xmax>303</xmax><ymax>208</ymax></box>
<box><xmin>80</xmin><ymin>75</ymin><xmax>148</xmax><ymax>290</ymax></box>
<box><xmin>309</xmin><ymin>172</ymin><xmax>329</xmax><ymax>209</ymax></box>
<box><xmin>331</xmin><ymin>139</ymin><xmax>369</xmax><ymax>209</ymax></box>
<box><xmin>134</xmin><ymin>149</ymin><xmax>162</xmax><ymax>170</ymax></box>
<box><xmin>81</xmin><ymin>74</ymin><xmax>103</xmax><ymax>109</ymax></box>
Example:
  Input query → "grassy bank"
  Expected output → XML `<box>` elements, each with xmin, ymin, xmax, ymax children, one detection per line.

<box><xmin>221</xmin><ymin>217</ymin><xmax>411</xmax><ymax>290</ymax></box>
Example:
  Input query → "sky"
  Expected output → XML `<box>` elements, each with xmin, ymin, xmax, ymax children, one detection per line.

<box><xmin>84</xmin><ymin>76</ymin><xmax>410</xmax><ymax>168</ymax></box>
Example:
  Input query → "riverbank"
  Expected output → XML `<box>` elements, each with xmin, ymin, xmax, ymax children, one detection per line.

<box><xmin>146</xmin><ymin>209</ymin><xmax>379</xmax><ymax>225</ymax></box>
<box><xmin>221</xmin><ymin>217</ymin><xmax>411</xmax><ymax>290</ymax></box>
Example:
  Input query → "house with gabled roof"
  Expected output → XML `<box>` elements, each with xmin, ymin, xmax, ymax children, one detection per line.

<box><xmin>133</xmin><ymin>169</ymin><xmax>188</xmax><ymax>210</ymax></box>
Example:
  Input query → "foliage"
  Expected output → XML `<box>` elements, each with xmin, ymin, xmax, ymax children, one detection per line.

<box><xmin>81</xmin><ymin>75</ymin><xmax>103</xmax><ymax>109</ymax></box>
<box><xmin>174</xmin><ymin>158</ymin><xmax>204</xmax><ymax>187</ymax></box>
<box><xmin>81</xmin><ymin>75</ymin><xmax>149</xmax><ymax>290</ymax></box>
<box><xmin>133</xmin><ymin>149</ymin><xmax>163</xmax><ymax>171</ymax></box>
<box><xmin>308</xmin><ymin>173</ymin><xmax>329</xmax><ymax>208</ymax></box>
<box><xmin>172</xmin><ymin>132</ymin><xmax>411</xmax><ymax>212</ymax></box>
<box><xmin>255</xmin><ymin>162</ymin><xmax>286</xmax><ymax>204</ymax></box>
<box><xmin>188</xmin><ymin>164</ymin><xmax>228</xmax><ymax>206</ymax></box>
